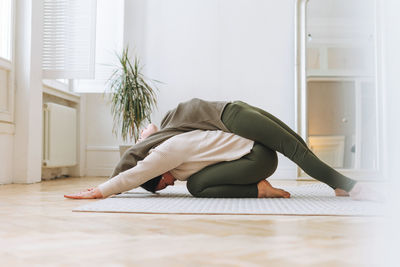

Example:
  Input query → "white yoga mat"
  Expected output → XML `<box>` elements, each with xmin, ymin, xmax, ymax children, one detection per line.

<box><xmin>73</xmin><ymin>183</ymin><xmax>384</xmax><ymax>216</ymax></box>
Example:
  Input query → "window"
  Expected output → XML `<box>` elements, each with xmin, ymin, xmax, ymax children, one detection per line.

<box><xmin>74</xmin><ymin>0</ymin><xmax>124</xmax><ymax>93</ymax></box>
<box><xmin>42</xmin><ymin>0</ymin><xmax>123</xmax><ymax>93</ymax></box>
<box><xmin>0</xmin><ymin>0</ymin><xmax>14</xmax><ymax>123</ymax></box>
<box><xmin>42</xmin><ymin>0</ymin><xmax>97</xmax><ymax>79</ymax></box>
<box><xmin>0</xmin><ymin>0</ymin><xmax>12</xmax><ymax>61</ymax></box>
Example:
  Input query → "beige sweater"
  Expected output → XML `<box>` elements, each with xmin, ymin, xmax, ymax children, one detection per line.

<box><xmin>98</xmin><ymin>130</ymin><xmax>254</xmax><ymax>197</ymax></box>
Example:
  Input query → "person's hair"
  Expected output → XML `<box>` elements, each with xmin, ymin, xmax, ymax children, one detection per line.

<box><xmin>140</xmin><ymin>176</ymin><xmax>162</xmax><ymax>193</ymax></box>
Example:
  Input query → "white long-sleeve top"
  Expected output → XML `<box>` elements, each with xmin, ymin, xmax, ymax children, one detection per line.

<box><xmin>98</xmin><ymin>130</ymin><xmax>254</xmax><ymax>197</ymax></box>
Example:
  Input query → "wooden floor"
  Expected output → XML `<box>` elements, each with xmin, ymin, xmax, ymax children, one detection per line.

<box><xmin>0</xmin><ymin>177</ymin><xmax>384</xmax><ymax>266</ymax></box>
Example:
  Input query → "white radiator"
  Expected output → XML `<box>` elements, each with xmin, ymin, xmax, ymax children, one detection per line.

<box><xmin>43</xmin><ymin>103</ymin><xmax>77</xmax><ymax>167</ymax></box>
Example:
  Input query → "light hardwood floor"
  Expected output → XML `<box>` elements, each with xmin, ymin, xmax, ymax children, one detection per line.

<box><xmin>0</xmin><ymin>177</ymin><xmax>384</xmax><ymax>267</ymax></box>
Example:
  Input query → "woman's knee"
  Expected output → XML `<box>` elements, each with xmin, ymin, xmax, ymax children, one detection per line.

<box><xmin>250</xmin><ymin>144</ymin><xmax>278</xmax><ymax>178</ymax></box>
<box><xmin>186</xmin><ymin>177</ymin><xmax>203</xmax><ymax>197</ymax></box>
<box><xmin>264</xmin><ymin>151</ymin><xmax>278</xmax><ymax>177</ymax></box>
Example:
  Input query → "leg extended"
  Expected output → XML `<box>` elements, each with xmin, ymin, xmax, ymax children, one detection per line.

<box><xmin>221</xmin><ymin>102</ymin><xmax>356</xmax><ymax>191</ymax></box>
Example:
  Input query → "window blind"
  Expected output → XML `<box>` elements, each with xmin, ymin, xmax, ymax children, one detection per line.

<box><xmin>42</xmin><ymin>0</ymin><xmax>97</xmax><ymax>79</ymax></box>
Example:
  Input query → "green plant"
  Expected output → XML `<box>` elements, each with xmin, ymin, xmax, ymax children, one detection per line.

<box><xmin>105</xmin><ymin>47</ymin><xmax>158</xmax><ymax>142</ymax></box>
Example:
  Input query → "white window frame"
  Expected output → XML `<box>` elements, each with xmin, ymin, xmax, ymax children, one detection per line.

<box><xmin>74</xmin><ymin>0</ymin><xmax>124</xmax><ymax>93</ymax></box>
<box><xmin>0</xmin><ymin>0</ymin><xmax>15</xmax><ymax>124</ymax></box>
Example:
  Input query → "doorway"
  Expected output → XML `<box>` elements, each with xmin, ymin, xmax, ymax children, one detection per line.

<box><xmin>295</xmin><ymin>0</ymin><xmax>380</xmax><ymax>179</ymax></box>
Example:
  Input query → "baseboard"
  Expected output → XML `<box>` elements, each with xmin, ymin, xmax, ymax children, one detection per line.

<box><xmin>0</xmin><ymin>177</ymin><xmax>12</xmax><ymax>185</ymax></box>
<box><xmin>86</xmin><ymin>145</ymin><xmax>121</xmax><ymax>177</ymax></box>
<box><xmin>0</xmin><ymin>133</ymin><xmax>14</xmax><ymax>184</ymax></box>
<box><xmin>86</xmin><ymin>145</ymin><xmax>119</xmax><ymax>152</ymax></box>
<box><xmin>86</xmin><ymin>168</ymin><xmax>113</xmax><ymax>177</ymax></box>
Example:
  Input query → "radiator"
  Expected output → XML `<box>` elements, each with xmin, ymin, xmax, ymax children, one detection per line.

<box><xmin>43</xmin><ymin>103</ymin><xmax>77</xmax><ymax>167</ymax></box>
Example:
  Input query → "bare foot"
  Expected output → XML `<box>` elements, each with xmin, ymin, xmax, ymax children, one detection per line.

<box><xmin>334</xmin><ymin>188</ymin><xmax>349</xmax><ymax>197</ymax></box>
<box><xmin>257</xmin><ymin>180</ymin><xmax>291</xmax><ymax>198</ymax></box>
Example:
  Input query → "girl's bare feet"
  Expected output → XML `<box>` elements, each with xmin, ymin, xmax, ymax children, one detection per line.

<box><xmin>257</xmin><ymin>180</ymin><xmax>291</xmax><ymax>198</ymax></box>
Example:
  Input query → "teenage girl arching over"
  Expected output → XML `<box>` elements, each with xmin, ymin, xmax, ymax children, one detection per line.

<box><xmin>65</xmin><ymin>98</ymin><xmax>380</xmax><ymax>201</ymax></box>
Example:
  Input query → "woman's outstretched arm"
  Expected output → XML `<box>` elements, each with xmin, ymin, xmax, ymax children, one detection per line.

<box><xmin>64</xmin><ymin>137</ymin><xmax>187</xmax><ymax>199</ymax></box>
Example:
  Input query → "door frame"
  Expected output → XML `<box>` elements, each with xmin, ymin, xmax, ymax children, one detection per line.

<box><xmin>294</xmin><ymin>0</ymin><xmax>383</xmax><ymax>180</ymax></box>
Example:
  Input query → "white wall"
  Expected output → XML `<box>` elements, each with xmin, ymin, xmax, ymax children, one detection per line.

<box><xmin>85</xmin><ymin>0</ymin><xmax>296</xmax><ymax>178</ymax></box>
<box><xmin>84</xmin><ymin>93</ymin><xmax>128</xmax><ymax>176</ymax></box>
<box><xmin>0</xmin><ymin>0</ymin><xmax>44</xmax><ymax>185</ymax></box>
<box><xmin>145</xmin><ymin>0</ymin><xmax>296</xmax><ymax>178</ymax></box>
<box><xmin>143</xmin><ymin>0</ymin><xmax>295</xmax><ymax>125</ymax></box>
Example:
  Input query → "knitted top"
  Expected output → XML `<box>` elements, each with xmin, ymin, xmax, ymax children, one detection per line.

<box><xmin>99</xmin><ymin>130</ymin><xmax>253</xmax><ymax>197</ymax></box>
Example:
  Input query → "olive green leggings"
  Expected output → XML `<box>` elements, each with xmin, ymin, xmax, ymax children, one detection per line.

<box><xmin>187</xmin><ymin>143</ymin><xmax>278</xmax><ymax>198</ymax></box>
<box><xmin>186</xmin><ymin>101</ymin><xmax>356</xmax><ymax>198</ymax></box>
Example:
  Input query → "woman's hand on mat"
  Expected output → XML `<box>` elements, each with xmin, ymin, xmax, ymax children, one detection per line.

<box><xmin>64</xmin><ymin>187</ymin><xmax>104</xmax><ymax>199</ymax></box>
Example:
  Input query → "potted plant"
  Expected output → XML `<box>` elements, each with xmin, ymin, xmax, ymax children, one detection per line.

<box><xmin>105</xmin><ymin>46</ymin><xmax>158</xmax><ymax>156</ymax></box>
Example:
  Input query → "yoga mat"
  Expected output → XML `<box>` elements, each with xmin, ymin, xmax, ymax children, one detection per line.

<box><xmin>73</xmin><ymin>183</ymin><xmax>384</xmax><ymax>216</ymax></box>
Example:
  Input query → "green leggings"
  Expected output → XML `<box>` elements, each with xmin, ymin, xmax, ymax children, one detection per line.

<box><xmin>187</xmin><ymin>143</ymin><xmax>277</xmax><ymax>198</ymax></box>
<box><xmin>186</xmin><ymin>101</ymin><xmax>357</xmax><ymax>198</ymax></box>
